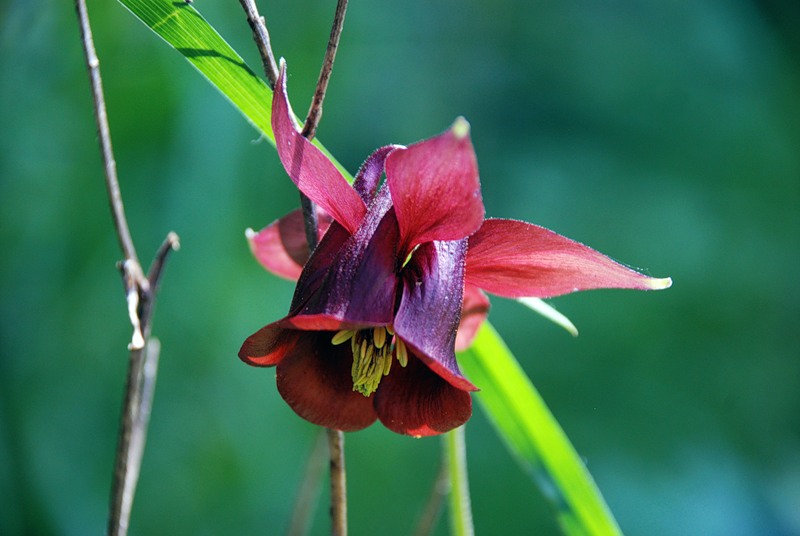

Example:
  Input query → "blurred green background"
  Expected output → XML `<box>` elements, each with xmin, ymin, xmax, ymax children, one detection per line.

<box><xmin>2</xmin><ymin>0</ymin><xmax>799</xmax><ymax>534</ymax></box>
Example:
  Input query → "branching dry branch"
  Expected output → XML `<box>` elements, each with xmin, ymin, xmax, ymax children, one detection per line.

<box><xmin>74</xmin><ymin>1</ymin><xmax>179</xmax><ymax>535</ymax></box>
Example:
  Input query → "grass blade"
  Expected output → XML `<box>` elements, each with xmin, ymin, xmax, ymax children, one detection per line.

<box><xmin>458</xmin><ymin>324</ymin><xmax>622</xmax><ymax>536</ymax></box>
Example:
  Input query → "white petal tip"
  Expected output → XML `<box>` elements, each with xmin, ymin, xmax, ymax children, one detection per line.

<box><xmin>647</xmin><ymin>277</ymin><xmax>673</xmax><ymax>290</ymax></box>
<box><xmin>245</xmin><ymin>227</ymin><xmax>256</xmax><ymax>240</ymax></box>
<box><xmin>451</xmin><ymin>116</ymin><xmax>470</xmax><ymax>139</ymax></box>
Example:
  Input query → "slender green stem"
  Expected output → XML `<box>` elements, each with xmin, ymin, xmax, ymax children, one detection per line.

<box><xmin>445</xmin><ymin>426</ymin><xmax>474</xmax><ymax>536</ymax></box>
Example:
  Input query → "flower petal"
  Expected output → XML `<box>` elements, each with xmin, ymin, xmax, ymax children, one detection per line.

<box><xmin>394</xmin><ymin>239</ymin><xmax>477</xmax><ymax>392</ymax></box>
<box><xmin>374</xmin><ymin>354</ymin><xmax>472</xmax><ymax>437</ymax></box>
<box><xmin>466</xmin><ymin>218</ymin><xmax>673</xmax><ymax>298</ymax></box>
<box><xmin>288</xmin><ymin>220</ymin><xmax>352</xmax><ymax>315</ymax></box>
<box><xmin>292</xmin><ymin>186</ymin><xmax>400</xmax><ymax>326</ymax></box>
<box><xmin>455</xmin><ymin>285</ymin><xmax>490</xmax><ymax>352</ymax></box>
<box><xmin>385</xmin><ymin>118</ymin><xmax>484</xmax><ymax>251</ymax></box>
<box><xmin>352</xmin><ymin>145</ymin><xmax>402</xmax><ymax>204</ymax></box>
<box><xmin>238</xmin><ymin>323</ymin><xmax>301</xmax><ymax>367</ymax></box>
<box><xmin>272</xmin><ymin>63</ymin><xmax>365</xmax><ymax>233</ymax></box>
<box><xmin>247</xmin><ymin>208</ymin><xmax>333</xmax><ymax>281</ymax></box>
<box><xmin>276</xmin><ymin>331</ymin><xmax>377</xmax><ymax>431</ymax></box>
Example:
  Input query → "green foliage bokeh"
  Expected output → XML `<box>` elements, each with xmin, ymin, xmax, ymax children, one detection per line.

<box><xmin>1</xmin><ymin>1</ymin><xmax>798</xmax><ymax>535</ymax></box>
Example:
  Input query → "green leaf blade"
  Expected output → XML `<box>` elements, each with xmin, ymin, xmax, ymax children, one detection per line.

<box><xmin>118</xmin><ymin>0</ymin><xmax>274</xmax><ymax>141</ymax></box>
<box><xmin>458</xmin><ymin>323</ymin><xmax>622</xmax><ymax>536</ymax></box>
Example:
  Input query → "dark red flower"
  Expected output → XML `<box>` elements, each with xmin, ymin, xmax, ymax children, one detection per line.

<box><xmin>240</xmin><ymin>64</ymin><xmax>671</xmax><ymax>436</ymax></box>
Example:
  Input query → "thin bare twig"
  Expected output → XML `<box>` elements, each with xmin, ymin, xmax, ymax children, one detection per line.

<box><xmin>74</xmin><ymin>1</ymin><xmax>178</xmax><ymax>535</ymax></box>
<box><xmin>298</xmin><ymin>0</ymin><xmax>348</xmax><ymax>252</ymax></box>
<box><xmin>237</xmin><ymin>0</ymin><xmax>279</xmax><ymax>88</ymax></box>
<box><xmin>75</xmin><ymin>0</ymin><xmax>141</xmax><ymax>274</ymax></box>
<box><xmin>301</xmin><ymin>0</ymin><xmax>349</xmax><ymax>141</ymax></box>
<box><xmin>108</xmin><ymin>339</ymin><xmax>159</xmax><ymax>536</ymax></box>
<box><xmin>147</xmin><ymin>232</ymin><xmax>181</xmax><ymax>289</ymax></box>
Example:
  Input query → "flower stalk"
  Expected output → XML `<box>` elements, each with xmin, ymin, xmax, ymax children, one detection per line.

<box><xmin>445</xmin><ymin>426</ymin><xmax>474</xmax><ymax>536</ymax></box>
<box><xmin>238</xmin><ymin>0</ymin><xmax>351</xmax><ymax>532</ymax></box>
<box><xmin>297</xmin><ymin>2</ymin><xmax>350</xmax><ymax>533</ymax></box>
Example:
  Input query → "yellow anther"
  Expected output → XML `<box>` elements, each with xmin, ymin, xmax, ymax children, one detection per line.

<box><xmin>395</xmin><ymin>338</ymin><xmax>408</xmax><ymax>368</ymax></box>
<box><xmin>373</xmin><ymin>326</ymin><xmax>386</xmax><ymax>349</ymax></box>
<box><xmin>386</xmin><ymin>324</ymin><xmax>395</xmax><ymax>336</ymax></box>
<box><xmin>342</xmin><ymin>328</ymin><xmax>407</xmax><ymax>397</ymax></box>
<box><xmin>331</xmin><ymin>329</ymin><xmax>354</xmax><ymax>345</ymax></box>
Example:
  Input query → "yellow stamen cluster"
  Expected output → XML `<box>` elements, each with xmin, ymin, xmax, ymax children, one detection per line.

<box><xmin>331</xmin><ymin>325</ymin><xmax>407</xmax><ymax>396</ymax></box>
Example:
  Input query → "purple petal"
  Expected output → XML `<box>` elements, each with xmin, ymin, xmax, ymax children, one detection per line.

<box><xmin>272</xmin><ymin>63</ymin><xmax>366</xmax><ymax>233</ymax></box>
<box><xmin>385</xmin><ymin>118</ymin><xmax>484</xmax><ymax>253</ymax></box>
<box><xmin>374</xmin><ymin>353</ymin><xmax>472</xmax><ymax>436</ymax></box>
<box><xmin>466</xmin><ymin>219</ymin><xmax>673</xmax><ymax>298</ymax></box>
<box><xmin>289</xmin><ymin>220</ymin><xmax>352</xmax><ymax>314</ymax></box>
<box><xmin>393</xmin><ymin>239</ymin><xmax>477</xmax><ymax>392</ymax></box>
<box><xmin>291</xmin><ymin>186</ymin><xmax>400</xmax><ymax>327</ymax></box>
<box><xmin>247</xmin><ymin>208</ymin><xmax>333</xmax><ymax>281</ymax></box>
<box><xmin>352</xmin><ymin>145</ymin><xmax>402</xmax><ymax>204</ymax></box>
<box><xmin>276</xmin><ymin>331</ymin><xmax>378</xmax><ymax>431</ymax></box>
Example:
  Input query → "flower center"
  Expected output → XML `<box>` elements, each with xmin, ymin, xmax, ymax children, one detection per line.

<box><xmin>331</xmin><ymin>326</ymin><xmax>409</xmax><ymax>396</ymax></box>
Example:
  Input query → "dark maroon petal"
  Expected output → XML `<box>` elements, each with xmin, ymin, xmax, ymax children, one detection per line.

<box><xmin>292</xmin><ymin>186</ymin><xmax>400</xmax><ymax>327</ymax></box>
<box><xmin>385</xmin><ymin>119</ymin><xmax>485</xmax><ymax>252</ymax></box>
<box><xmin>247</xmin><ymin>208</ymin><xmax>333</xmax><ymax>281</ymax></box>
<box><xmin>239</xmin><ymin>324</ymin><xmax>300</xmax><ymax>367</ymax></box>
<box><xmin>352</xmin><ymin>145</ymin><xmax>402</xmax><ymax>204</ymax></box>
<box><xmin>276</xmin><ymin>332</ymin><xmax>377</xmax><ymax>431</ymax></box>
<box><xmin>272</xmin><ymin>63</ymin><xmax>366</xmax><ymax>233</ymax></box>
<box><xmin>374</xmin><ymin>354</ymin><xmax>472</xmax><ymax>436</ymax></box>
<box><xmin>455</xmin><ymin>285</ymin><xmax>490</xmax><ymax>352</ymax></box>
<box><xmin>288</xmin><ymin>220</ymin><xmax>352</xmax><ymax>314</ymax></box>
<box><xmin>466</xmin><ymin>219</ymin><xmax>673</xmax><ymax>298</ymax></box>
<box><xmin>394</xmin><ymin>239</ymin><xmax>477</xmax><ymax>392</ymax></box>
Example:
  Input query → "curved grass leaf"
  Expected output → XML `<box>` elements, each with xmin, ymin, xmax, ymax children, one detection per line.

<box><xmin>116</xmin><ymin>1</ymin><xmax>621</xmax><ymax>534</ymax></box>
<box><xmin>458</xmin><ymin>324</ymin><xmax>622</xmax><ymax>536</ymax></box>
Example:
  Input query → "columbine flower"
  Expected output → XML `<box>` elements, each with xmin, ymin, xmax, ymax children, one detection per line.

<box><xmin>240</xmin><ymin>64</ymin><xmax>671</xmax><ymax>436</ymax></box>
